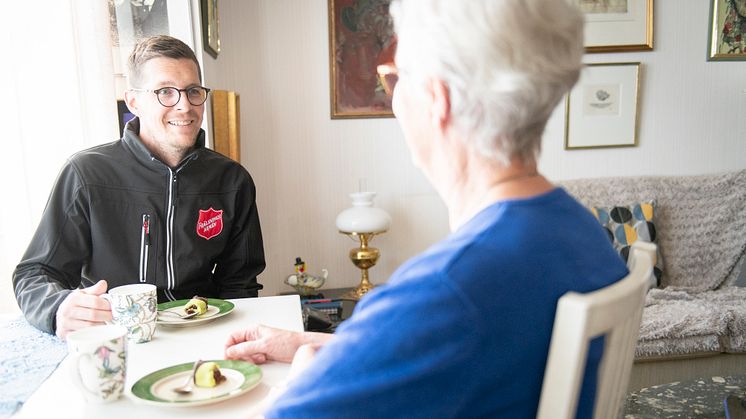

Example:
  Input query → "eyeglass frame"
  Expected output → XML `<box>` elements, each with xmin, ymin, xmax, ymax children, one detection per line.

<box><xmin>129</xmin><ymin>85</ymin><xmax>212</xmax><ymax>107</ymax></box>
<box><xmin>376</xmin><ymin>63</ymin><xmax>399</xmax><ymax>98</ymax></box>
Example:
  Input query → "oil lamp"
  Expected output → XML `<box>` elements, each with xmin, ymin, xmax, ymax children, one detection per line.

<box><xmin>335</xmin><ymin>191</ymin><xmax>391</xmax><ymax>300</ymax></box>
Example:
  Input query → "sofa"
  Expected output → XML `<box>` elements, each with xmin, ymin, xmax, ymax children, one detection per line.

<box><xmin>560</xmin><ymin>169</ymin><xmax>746</xmax><ymax>391</ymax></box>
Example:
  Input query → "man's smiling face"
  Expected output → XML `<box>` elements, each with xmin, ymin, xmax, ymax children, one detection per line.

<box><xmin>129</xmin><ymin>57</ymin><xmax>204</xmax><ymax>160</ymax></box>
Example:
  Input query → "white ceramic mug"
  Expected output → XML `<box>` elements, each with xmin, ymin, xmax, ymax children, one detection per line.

<box><xmin>67</xmin><ymin>324</ymin><xmax>128</xmax><ymax>403</ymax></box>
<box><xmin>102</xmin><ymin>283</ymin><xmax>157</xmax><ymax>343</ymax></box>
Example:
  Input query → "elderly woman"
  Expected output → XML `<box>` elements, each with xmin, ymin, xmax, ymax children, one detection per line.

<box><xmin>225</xmin><ymin>0</ymin><xmax>627</xmax><ymax>417</ymax></box>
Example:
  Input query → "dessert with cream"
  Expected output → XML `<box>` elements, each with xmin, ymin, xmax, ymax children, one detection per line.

<box><xmin>194</xmin><ymin>361</ymin><xmax>226</xmax><ymax>388</ymax></box>
<box><xmin>184</xmin><ymin>296</ymin><xmax>208</xmax><ymax>315</ymax></box>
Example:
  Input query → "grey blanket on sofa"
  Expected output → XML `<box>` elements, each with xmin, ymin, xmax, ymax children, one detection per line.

<box><xmin>561</xmin><ymin>169</ymin><xmax>746</xmax><ymax>358</ymax></box>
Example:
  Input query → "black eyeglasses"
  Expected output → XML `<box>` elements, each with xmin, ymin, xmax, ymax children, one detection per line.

<box><xmin>130</xmin><ymin>86</ymin><xmax>211</xmax><ymax>107</ymax></box>
<box><xmin>377</xmin><ymin>63</ymin><xmax>398</xmax><ymax>97</ymax></box>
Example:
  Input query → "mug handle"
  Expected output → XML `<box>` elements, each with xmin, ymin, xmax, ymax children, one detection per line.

<box><xmin>69</xmin><ymin>353</ymin><xmax>100</xmax><ymax>400</ymax></box>
<box><xmin>99</xmin><ymin>294</ymin><xmax>115</xmax><ymax>325</ymax></box>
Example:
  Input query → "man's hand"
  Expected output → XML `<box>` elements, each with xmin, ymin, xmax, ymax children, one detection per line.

<box><xmin>224</xmin><ymin>325</ymin><xmax>333</xmax><ymax>364</ymax></box>
<box><xmin>55</xmin><ymin>280</ymin><xmax>112</xmax><ymax>339</ymax></box>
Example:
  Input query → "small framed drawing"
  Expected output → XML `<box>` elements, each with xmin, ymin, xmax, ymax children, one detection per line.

<box><xmin>708</xmin><ymin>0</ymin><xmax>746</xmax><ymax>61</ymax></box>
<box><xmin>577</xmin><ymin>0</ymin><xmax>654</xmax><ymax>52</ymax></box>
<box><xmin>565</xmin><ymin>62</ymin><xmax>641</xmax><ymax>150</ymax></box>
<box><xmin>200</xmin><ymin>0</ymin><xmax>220</xmax><ymax>58</ymax></box>
<box><xmin>328</xmin><ymin>0</ymin><xmax>396</xmax><ymax>119</ymax></box>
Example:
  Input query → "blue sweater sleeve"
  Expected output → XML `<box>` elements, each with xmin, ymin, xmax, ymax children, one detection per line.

<box><xmin>266</xmin><ymin>274</ymin><xmax>482</xmax><ymax>419</ymax></box>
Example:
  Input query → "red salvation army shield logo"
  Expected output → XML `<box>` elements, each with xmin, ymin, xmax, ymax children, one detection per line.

<box><xmin>196</xmin><ymin>208</ymin><xmax>224</xmax><ymax>240</ymax></box>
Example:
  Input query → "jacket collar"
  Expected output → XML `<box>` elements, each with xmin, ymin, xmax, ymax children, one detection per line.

<box><xmin>122</xmin><ymin>117</ymin><xmax>204</xmax><ymax>169</ymax></box>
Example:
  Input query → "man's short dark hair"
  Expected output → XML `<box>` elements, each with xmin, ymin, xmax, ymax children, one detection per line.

<box><xmin>127</xmin><ymin>35</ymin><xmax>202</xmax><ymax>87</ymax></box>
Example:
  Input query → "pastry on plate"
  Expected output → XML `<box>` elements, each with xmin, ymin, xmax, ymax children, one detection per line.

<box><xmin>194</xmin><ymin>361</ymin><xmax>226</xmax><ymax>388</ymax></box>
<box><xmin>184</xmin><ymin>296</ymin><xmax>208</xmax><ymax>315</ymax></box>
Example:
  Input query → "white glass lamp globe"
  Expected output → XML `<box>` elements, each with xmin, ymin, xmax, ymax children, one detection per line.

<box><xmin>335</xmin><ymin>192</ymin><xmax>391</xmax><ymax>234</ymax></box>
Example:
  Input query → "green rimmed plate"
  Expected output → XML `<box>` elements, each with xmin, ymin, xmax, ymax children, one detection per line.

<box><xmin>131</xmin><ymin>360</ymin><xmax>262</xmax><ymax>407</ymax></box>
<box><xmin>157</xmin><ymin>298</ymin><xmax>235</xmax><ymax>327</ymax></box>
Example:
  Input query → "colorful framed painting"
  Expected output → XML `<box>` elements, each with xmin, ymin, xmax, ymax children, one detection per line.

<box><xmin>200</xmin><ymin>0</ymin><xmax>220</xmax><ymax>59</ymax></box>
<box><xmin>577</xmin><ymin>0</ymin><xmax>654</xmax><ymax>52</ymax></box>
<box><xmin>565</xmin><ymin>62</ymin><xmax>641</xmax><ymax>150</ymax></box>
<box><xmin>328</xmin><ymin>0</ymin><xmax>396</xmax><ymax>119</ymax></box>
<box><xmin>708</xmin><ymin>0</ymin><xmax>746</xmax><ymax>61</ymax></box>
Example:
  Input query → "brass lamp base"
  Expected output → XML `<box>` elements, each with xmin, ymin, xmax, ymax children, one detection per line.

<box><xmin>342</xmin><ymin>280</ymin><xmax>376</xmax><ymax>301</ymax></box>
<box><xmin>340</xmin><ymin>231</ymin><xmax>384</xmax><ymax>300</ymax></box>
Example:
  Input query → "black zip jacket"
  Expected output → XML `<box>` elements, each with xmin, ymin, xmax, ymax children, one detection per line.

<box><xmin>13</xmin><ymin>118</ymin><xmax>265</xmax><ymax>333</ymax></box>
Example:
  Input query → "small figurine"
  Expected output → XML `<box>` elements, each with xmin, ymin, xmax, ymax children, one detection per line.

<box><xmin>285</xmin><ymin>257</ymin><xmax>328</xmax><ymax>295</ymax></box>
<box><xmin>294</xmin><ymin>257</ymin><xmax>306</xmax><ymax>274</ymax></box>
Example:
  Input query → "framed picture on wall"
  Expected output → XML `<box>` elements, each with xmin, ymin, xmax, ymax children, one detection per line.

<box><xmin>200</xmin><ymin>0</ymin><xmax>220</xmax><ymax>58</ymax></box>
<box><xmin>328</xmin><ymin>0</ymin><xmax>396</xmax><ymax>119</ymax></box>
<box><xmin>576</xmin><ymin>0</ymin><xmax>654</xmax><ymax>52</ymax></box>
<box><xmin>565</xmin><ymin>62</ymin><xmax>641</xmax><ymax>150</ymax></box>
<box><xmin>708</xmin><ymin>0</ymin><xmax>746</xmax><ymax>61</ymax></box>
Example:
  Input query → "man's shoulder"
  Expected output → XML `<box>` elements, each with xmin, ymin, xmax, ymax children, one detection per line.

<box><xmin>193</xmin><ymin>148</ymin><xmax>254</xmax><ymax>181</ymax></box>
<box><xmin>68</xmin><ymin>140</ymin><xmax>124</xmax><ymax>165</ymax></box>
<box><xmin>63</xmin><ymin>140</ymin><xmax>137</xmax><ymax>186</ymax></box>
<box><xmin>197</xmin><ymin>147</ymin><xmax>245</xmax><ymax>168</ymax></box>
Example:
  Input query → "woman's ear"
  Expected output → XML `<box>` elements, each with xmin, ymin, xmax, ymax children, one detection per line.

<box><xmin>427</xmin><ymin>78</ymin><xmax>451</xmax><ymax>134</ymax></box>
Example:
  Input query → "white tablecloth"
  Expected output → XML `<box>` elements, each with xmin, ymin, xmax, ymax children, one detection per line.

<box><xmin>13</xmin><ymin>295</ymin><xmax>302</xmax><ymax>419</ymax></box>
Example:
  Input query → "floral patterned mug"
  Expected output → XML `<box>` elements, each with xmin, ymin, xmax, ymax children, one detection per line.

<box><xmin>66</xmin><ymin>324</ymin><xmax>128</xmax><ymax>403</ymax></box>
<box><xmin>102</xmin><ymin>283</ymin><xmax>157</xmax><ymax>343</ymax></box>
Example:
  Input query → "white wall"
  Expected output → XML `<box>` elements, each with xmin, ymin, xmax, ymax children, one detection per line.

<box><xmin>205</xmin><ymin>0</ymin><xmax>746</xmax><ymax>297</ymax></box>
<box><xmin>541</xmin><ymin>0</ymin><xmax>746</xmax><ymax>178</ymax></box>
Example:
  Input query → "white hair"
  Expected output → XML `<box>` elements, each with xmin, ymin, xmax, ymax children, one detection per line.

<box><xmin>390</xmin><ymin>0</ymin><xmax>584</xmax><ymax>166</ymax></box>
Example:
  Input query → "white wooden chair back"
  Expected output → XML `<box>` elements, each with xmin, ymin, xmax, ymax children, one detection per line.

<box><xmin>536</xmin><ymin>241</ymin><xmax>655</xmax><ymax>419</ymax></box>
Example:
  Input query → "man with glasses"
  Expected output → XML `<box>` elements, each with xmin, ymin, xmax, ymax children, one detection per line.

<box><xmin>13</xmin><ymin>35</ymin><xmax>265</xmax><ymax>338</ymax></box>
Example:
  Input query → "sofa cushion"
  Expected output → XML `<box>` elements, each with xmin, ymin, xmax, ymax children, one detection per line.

<box><xmin>705</xmin><ymin>287</ymin><xmax>746</xmax><ymax>353</ymax></box>
<box><xmin>636</xmin><ymin>288</ymin><xmax>731</xmax><ymax>358</ymax></box>
<box><xmin>635</xmin><ymin>287</ymin><xmax>746</xmax><ymax>358</ymax></box>
<box><xmin>590</xmin><ymin>200</ymin><xmax>663</xmax><ymax>287</ymax></box>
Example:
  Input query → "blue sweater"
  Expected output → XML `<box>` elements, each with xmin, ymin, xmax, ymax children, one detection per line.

<box><xmin>267</xmin><ymin>188</ymin><xmax>627</xmax><ymax>418</ymax></box>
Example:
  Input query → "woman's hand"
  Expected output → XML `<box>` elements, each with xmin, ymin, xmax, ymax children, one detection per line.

<box><xmin>224</xmin><ymin>324</ymin><xmax>333</xmax><ymax>364</ymax></box>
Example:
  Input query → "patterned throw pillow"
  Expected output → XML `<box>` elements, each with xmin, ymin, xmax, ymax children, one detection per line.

<box><xmin>590</xmin><ymin>201</ymin><xmax>663</xmax><ymax>287</ymax></box>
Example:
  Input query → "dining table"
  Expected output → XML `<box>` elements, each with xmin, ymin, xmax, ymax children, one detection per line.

<box><xmin>11</xmin><ymin>295</ymin><xmax>303</xmax><ymax>419</ymax></box>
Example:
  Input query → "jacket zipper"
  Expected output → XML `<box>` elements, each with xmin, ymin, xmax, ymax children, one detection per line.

<box><xmin>165</xmin><ymin>168</ymin><xmax>177</xmax><ymax>301</ymax></box>
<box><xmin>163</xmin><ymin>156</ymin><xmax>196</xmax><ymax>301</ymax></box>
<box><xmin>139</xmin><ymin>214</ymin><xmax>150</xmax><ymax>282</ymax></box>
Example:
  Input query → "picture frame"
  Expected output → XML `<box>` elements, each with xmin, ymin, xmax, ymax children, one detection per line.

<box><xmin>211</xmin><ymin>90</ymin><xmax>241</xmax><ymax>163</ymax></box>
<box><xmin>116</xmin><ymin>100</ymin><xmax>135</xmax><ymax>137</ymax></box>
<box><xmin>565</xmin><ymin>62</ymin><xmax>641</xmax><ymax>150</ymax></box>
<box><xmin>708</xmin><ymin>0</ymin><xmax>746</xmax><ymax>61</ymax></box>
<box><xmin>328</xmin><ymin>0</ymin><xmax>396</xmax><ymax>119</ymax></box>
<box><xmin>200</xmin><ymin>0</ymin><xmax>220</xmax><ymax>59</ymax></box>
<box><xmin>578</xmin><ymin>0</ymin><xmax>654</xmax><ymax>53</ymax></box>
